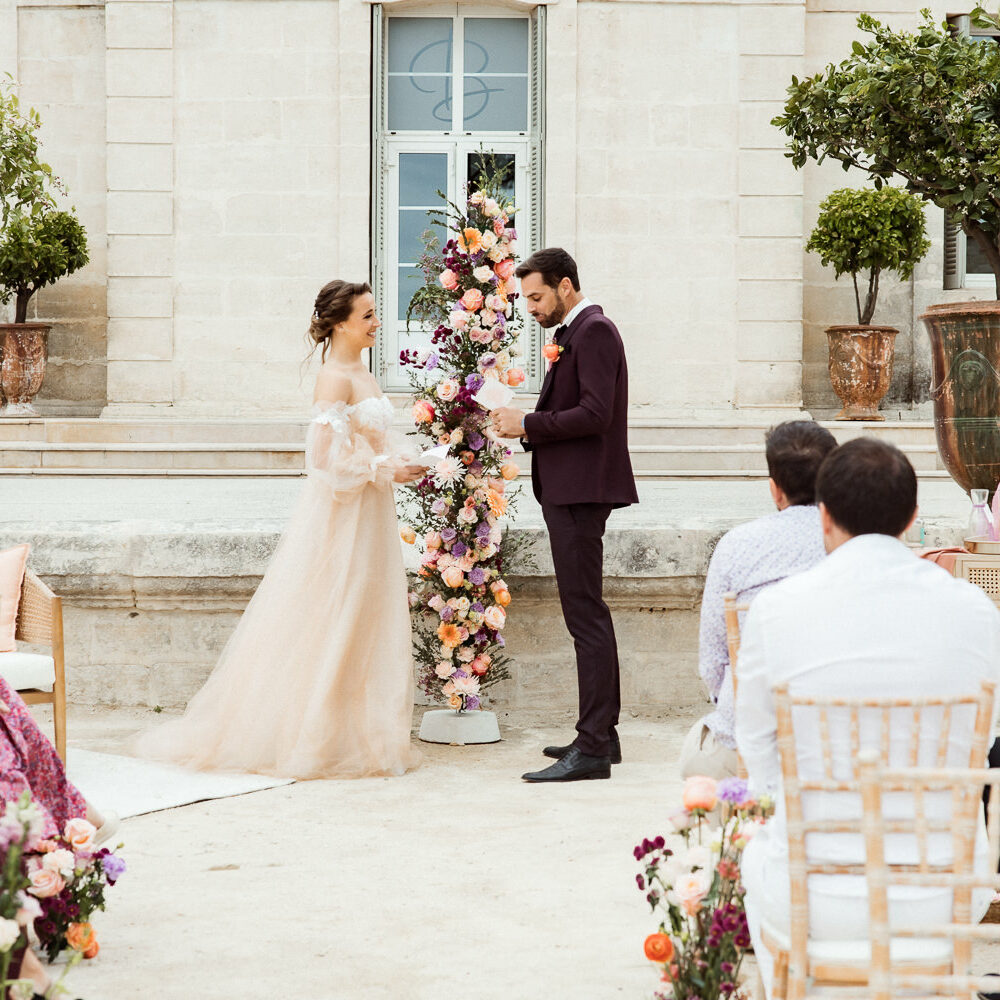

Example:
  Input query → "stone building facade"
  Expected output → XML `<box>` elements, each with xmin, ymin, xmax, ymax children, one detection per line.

<box><xmin>1</xmin><ymin>0</ymin><xmax>992</xmax><ymax>421</ymax></box>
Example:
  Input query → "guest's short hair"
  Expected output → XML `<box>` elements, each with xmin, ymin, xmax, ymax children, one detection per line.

<box><xmin>515</xmin><ymin>248</ymin><xmax>581</xmax><ymax>291</ymax></box>
<box><xmin>765</xmin><ymin>421</ymin><xmax>838</xmax><ymax>506</ymax></box>
<box><xmin>815</xmin><ymin>438</ymin><xmax>917</xmax><ymax>537</ymax></box>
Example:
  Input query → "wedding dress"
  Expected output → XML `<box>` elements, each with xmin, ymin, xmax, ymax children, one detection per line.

<box><xmin>137</xmin><ymin>395</ymin><xmax>422</xmax><ymax>779</ymax></box>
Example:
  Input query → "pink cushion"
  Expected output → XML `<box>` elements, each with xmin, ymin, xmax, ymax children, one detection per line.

<box><xmin>0</xmin><ymin>544</ymin><xmax>29</xmax><ymax>653</ymax></box>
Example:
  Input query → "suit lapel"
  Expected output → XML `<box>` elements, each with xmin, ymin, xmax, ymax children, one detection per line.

<box><xmin>534</xmin><ymin>305</ymin><xmax>602</xmax><ymax>412</ymax></box>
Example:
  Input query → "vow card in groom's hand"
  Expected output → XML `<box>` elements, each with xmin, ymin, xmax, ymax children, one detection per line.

<box><xmin>472</xmin><ymin>380</ymin><xmax>514</xmax><ymax>411</ymax></box>
<box><xmin>418</xmin><ymin>443</ymin><xmax>451</xmax><ymax>467</ymax></box>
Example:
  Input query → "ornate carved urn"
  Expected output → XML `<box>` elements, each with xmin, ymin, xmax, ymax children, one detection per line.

<box><xmin>922</xmin><ymin>301</ymin><xmax>1000</xmax><ymax>499</ymax></box>
<box><xmin>0</xmin><ymin>323</ymin><xmax>50</xmax><ymax>416</ymax></box>
<box><xmin>826</xmin><ymin>325</ymin><xmax>898</xmax><ymax>420</ymax></box>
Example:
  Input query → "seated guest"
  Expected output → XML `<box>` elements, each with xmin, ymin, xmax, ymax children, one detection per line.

<box><xmin>736</xmin><ymin>438</ymin><xmax>1000</xmax><ymax>999</ymax></box>
<box><xmin>681</xmin><ymin>420</ymin><xmax>836</xmax><ymax>780</ymax></box>
<box><xmin>0</xmin><ymin>675</ymin><xmax>115</xmax><ymax>843</ymax></box>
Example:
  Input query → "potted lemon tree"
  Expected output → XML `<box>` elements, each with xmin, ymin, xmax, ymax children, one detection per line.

<box><xmin>807</xmin><ymin>186</ymin><xmax>929</xmax><ymax>419</ymax></box>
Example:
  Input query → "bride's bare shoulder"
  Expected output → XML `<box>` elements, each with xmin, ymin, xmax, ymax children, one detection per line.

<box><xmin>314</xmin><ymin>364</ymin><xmax>354</xmax><ymax>405</ymax></box>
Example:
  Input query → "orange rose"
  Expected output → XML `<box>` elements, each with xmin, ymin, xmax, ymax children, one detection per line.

<box><xmin>66</xmin><ymin>922</ymin><xmax>96</xmax><ymax>953</ymax></box>
<box><xmin>448</xmin><ymin>693</ymin><xmax>462</xmax><ymax>709</ymax></box>
<box><xmin>505</xmin><ymin>367</ymin><xmax>525</xmax><ymax>387</ymax></box>
<box><xmin>437</xmin><ymin>622</ymin><xmax>461</xmax><ymax>647</ymax></box>
<box><xmin>500</xmin><ymin>462</ymin><xmax>519</xmax><ymax>481</ymax></box>
<box><xmin>494</xmin><ymin>259</ymin><xmax>515</xmax><ymax>281</ymax></box>
<box><xmin>458</xmin><ymin>228</ymin><xmax>483</xmax><ymax>255</ymax></box>
<box><xmin>461</xmin><ymin>288</ymin><xmax>484</xmax><ymax>311</ymax></box>
<box><xmin>643</xmin><ymin>933</ymin><xmax>674</xmax><ymax>963</ymax></box>
<box><xmin>400</xmin><ymin>526</ymin><xmax>416</xmax><ymax>544</ymax></box>
<box><xmin>494</xmin><ymin>588</ymin><xmax>511</xmax><ymax>607</ymax></box>
<box><xmin>412</xmin><ymin>400</ymin><xmax>435</xmax><ymax>424</ymax></box>
<box><xmin>441</xmin><ymin>566</ymin><xmax>465</xmax><ymax>589</ymax></box>
<box><xmin>682</xmin><ymin>775</ymin><xmax>718</xmax><ymax>812</ymax></box>
<box><xmin>542</xmin><ymin>343</ymin><xmax>561</xmax><ymax>363</ymax></box>
<box><xmin>460</xmin><ymin>450</ymin><xmax>475</xmax><ymax>466</ymax></box>
<box><xmin>28</xmin><ymin>869</ymin><xmax>64</xmax><ymax>899</ymax></box>
<box><xmin>84</xmin><ymin>940</ymin><xmax>100</xmax><ymax>959</ymax></box>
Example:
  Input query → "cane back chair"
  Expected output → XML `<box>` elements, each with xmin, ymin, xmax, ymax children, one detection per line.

<box><xmin>764</xmin><ymin>680</ymin><xmax>996</xmax><ymax>1000</ymax></box>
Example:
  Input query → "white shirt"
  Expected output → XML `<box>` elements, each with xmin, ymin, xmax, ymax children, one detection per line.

<box><xmin>558</xmin><ymin>297</ymin><xmax>593</xmax><ymax>333</ymax></box>
<box><xmin>699</xmin><ymin>504</ymin><xmax>826</xmax><ymax>748</ymax></box>
<box><xmin>736</xmin><ymin>533</ymin><xmax>1000</xmax><ymax>888</ymax></box>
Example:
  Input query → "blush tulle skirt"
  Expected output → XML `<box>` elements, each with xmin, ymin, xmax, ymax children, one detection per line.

<box><xmin>136</xmin><ymin>479</ymin><xmax>421</xmax><ymax>779</ymax></box>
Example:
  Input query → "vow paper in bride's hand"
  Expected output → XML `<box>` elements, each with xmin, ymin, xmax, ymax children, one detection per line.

<box><xmin>472</xmin><ymin>380</ymin><xmax>515</xmax><ymax>411</ymax></box>
<box><xmin>419</xmin><ymin>444</ymin><xmax>451</xmax><ymax>467</ymax></box>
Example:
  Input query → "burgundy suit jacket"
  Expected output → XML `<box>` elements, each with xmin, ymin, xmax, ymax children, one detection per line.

<box><xmin>522</xmin><ymin>304</ymin><xmax>638</xmax><ymax>508</ymax></box>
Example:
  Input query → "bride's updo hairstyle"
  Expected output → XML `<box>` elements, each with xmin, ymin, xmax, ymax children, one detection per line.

<box><xmin>308</xmin><ymin>279</ymin><xmax>372</xmax><ymax>362</ymax></box>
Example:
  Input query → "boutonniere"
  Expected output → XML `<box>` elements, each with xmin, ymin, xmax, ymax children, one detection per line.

<box><xmin>542</xmin><ymin>342</ymin><xmax>566</xmax><ymax>370</ymax></box>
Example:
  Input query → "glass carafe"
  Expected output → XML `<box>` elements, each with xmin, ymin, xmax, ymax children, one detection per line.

<box><xmin>969</xmin><ymin>488</ymin><xmax>994</xmax><ymax>540</ymax></box>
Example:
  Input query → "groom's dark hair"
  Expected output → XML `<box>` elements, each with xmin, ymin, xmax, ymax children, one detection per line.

<box><xmin>515</xmin><ymin>248</ymin><xmax>581</xmax><ymax>291</ymax></box>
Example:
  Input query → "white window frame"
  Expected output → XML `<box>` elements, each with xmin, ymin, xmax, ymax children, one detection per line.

<box><xmin>371</xmin><ymin>4</ymin><xmax>545</xmax><ymax>392</ymax></box>
<box><xmin>944</xmin><ymin>14</ymin><xmax>999</xmax><ymax>291</ymax></box>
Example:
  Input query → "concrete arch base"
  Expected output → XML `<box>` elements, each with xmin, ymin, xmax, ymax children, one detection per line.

<box><xmin>418</xmin><ymin>709</ymin><xmax>501</xmax><ymax>745</ymax></box>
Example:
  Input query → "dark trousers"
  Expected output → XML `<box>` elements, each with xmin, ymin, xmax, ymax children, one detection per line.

<box><xmin>542</xmin><ymin>501</ymin><xmax>621</xmax><ymax>757</ymax></box>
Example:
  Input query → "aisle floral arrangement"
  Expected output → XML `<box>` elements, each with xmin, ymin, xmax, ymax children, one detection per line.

<box><xmin>636</xmin><ymin>776</ymin><xmax>773</xmax><ymax>1000</ymax></box>
<box><xmin>27</xmin><ymin>816</ymin><xmax>125</xmax><ymax>962</ymax></box>
<box><xmin>398</xmin><ymin>167</ymin><xmax>535</xmax><ymax>710</ymax></box>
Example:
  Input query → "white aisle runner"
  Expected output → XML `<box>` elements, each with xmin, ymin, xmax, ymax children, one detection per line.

<box><xmin>66</xmin><ymin>749</ymin><xmax>293</xmax><ymax>818</ymax></box>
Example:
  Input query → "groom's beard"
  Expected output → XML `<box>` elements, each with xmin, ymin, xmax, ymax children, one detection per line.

<box><xmin>535</xmin><ymin>301</ymin><xmax>568</xmax><ymax>329</ymax></box>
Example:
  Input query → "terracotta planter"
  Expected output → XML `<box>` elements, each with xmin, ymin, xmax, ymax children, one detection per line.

<box><xmin>826</xmin><ymin>325</ymin><xmax>898</xmax><ymax>420</ymax></box>
<box><xmin>0</xmin><ymin>323</ymin><xmax>50</xmax><ymax>416</ymax></box>
<box><xmin>922</xmin><ymin>300</ymin><xmax>1000</xmax><ymax>499</ymax></box>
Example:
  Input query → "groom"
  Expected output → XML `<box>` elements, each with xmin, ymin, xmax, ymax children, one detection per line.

<box><xmin>493</xmin><ymin>248</ymin><xmax>638</xmax><ymax>782</ymax></box>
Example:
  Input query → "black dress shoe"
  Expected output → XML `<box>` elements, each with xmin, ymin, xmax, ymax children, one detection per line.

<box><xmin>543</xmin><ymin>732</ymin><xmax>622</xmax><ymax>765</ymax></box>
<box><xmin>978</xmin><ymin>973</ymin><xmax>1000</xmax><ymax>1000</ymax></box>
<box><xmin>522</xmin><ymin>746</ymin><xmax>611</xmax><ymax>782</ymax></box>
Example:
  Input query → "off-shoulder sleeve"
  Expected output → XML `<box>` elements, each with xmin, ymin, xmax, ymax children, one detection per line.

<box><xmin>305</xmin><ymin>401</ymin><xmax>396</xmax><ymax>499</ymax></box>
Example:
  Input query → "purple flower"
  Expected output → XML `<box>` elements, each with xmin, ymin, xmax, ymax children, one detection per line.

<box><xmin>469</xmin><ymin>568</ymin><xmax>486</xmax><ymax>586</ymax></box>
<box><xmin>475</xmin><ymin>629</ymin><xmax>488</xmax><ymax>642</ymax></box>
<box><xmin>470</xmin><ymin>601</ymin><xmax>484</xmax><ymax>613</ymax></box>
<box><xmin>426</xmin><ymin>353</ymin><xmax>439</xmax><ymax>370</ymax></box>
<box><xmin>431</xmin><ymin>499</ymin><xmax>448</xmax><ymax>516</ymax></box>
<box><xmin>717</xmin><ymin>777</ymin><xmax>749</xmax><ymax>804</ymax></box>
<box><xmin>497</xmin><ymin>635</ymin><xmax>505</xmax><ymax>647</ymax></box>
<box><xmin>465</xmin><ymin>695</ymin><xmax>481</xmax><ymax>711</ymax></box>
<box><xmin>475</xmin><ymin>521</ymin><xmax>491</xmax><ymax>539</ymax></box>
<box><xmin>441</xmin><ymin>527</ymin><xmax>457</xmax><ymax>543</ymax></box>
<box><xmin>102</xmin><ymin>854</ymin><xmax>127</xmax><ymax>881</ymax></box>
<box><xmin>440</xmin><ymin>606</ymin><xmax>454</xmax><ymax>621</ymax></box>
<box><xmin>452</xmin><ymin>541</ymin><xmax>467</xmax><ymax>557</ymax></box>
<box><xmin>465</xmin><ymin>373</ymin><xmax>484</xmax><ymax>392</ymax></box>
<box><xmin>469</xmin><ymin>461</ymin><xmax>484</xmax><ymax>475</ymax></box>
<box><xmin>467</xmin><ymin>432</ymin><xmax>485</xmax><ymax>451</ymax></box>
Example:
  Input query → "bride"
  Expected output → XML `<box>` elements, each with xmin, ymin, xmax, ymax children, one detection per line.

<box><xmin>138</xmin><ymin>280</ymin><xmax>425</xmax><ymax>778</ymax></box>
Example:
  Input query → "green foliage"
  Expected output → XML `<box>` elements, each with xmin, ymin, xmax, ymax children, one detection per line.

<box><xmin>773</xmin><ymin>9</ymin><xmax>1000</xmax><ymax>297</ymax></box>
<box><xmin>0</xmin><ymin>74</ymin><xmax>57</xmax><ymax>227</ymax></box>
<box><xmin>0</xmin><ymin>209</ymin><xmax>89</xmax><ymax>323</ymax></box>
<box><xmin>807</xmin><ymin>186</ymin><xmax>930</xmax><ymax>323</ymax></box>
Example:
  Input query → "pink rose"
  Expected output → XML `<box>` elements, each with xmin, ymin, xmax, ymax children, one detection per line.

<box><xmin>412</xmin><ymin>400</ymin><xmax>435</xmax><ymax>424</ymax></box>
<box><xmin>428</xmin><ymin>594</ymin><xmax>445</xmax><ymax>612</ymax></box>
<box><xmin>436</xmin><ymin>378</ymin><xmax>460</xmax><ymax>402</ymax></box>
<box><xmin>493</xmin><ymin>218</ymin><xmax>507</xmax><ymax>237</ymax></box>
<box><xmin>470</xmin><ymin>656</ymin><xmax>490</xmax><ymax>676</ymax></box>
<box><xmin>494</xmin><ymin>259</ymin><xmax>515</xmax><ymax>281</ymax></box>
<box><xmin>461</xmin><ymin>288</ymin><xmax>484</xmax><ymax>311</ymax></box>
<box><xmin>435</xmin><ymin>661</ymin><xmax>453</xmax><ymax>679</ymax></box>
<box><xmin>28</xmin><ymin>869</ymin><xmax>65</xmax><ymax>899</ymax></box>
<box><xmin>682</xmin><ymin>776</ymin><xmax>718</xmax><ymax>813</ymax></box>
<box><xmin>505</xmin><ymin>276</ymin><xmax>517</xmax><ymax>294</ymax></box>
<box><xmin>425</xmin><ymin>531</ymin><xmax>443</xmax><ymax>549</ymax></box>
<box><xmin>674</xmin><ymin>872</ymin><xmax>710</xmax><ymax>915</ymax></box>
<box><xmin>484</xmin><ymin>606</ymin><xmax>506</xmax><ymax>630</ymax></box>
<box><xmin>442</xmin><ymin>566</ymin><xmax>465</xmax><ymax>589</ymax></box>
<box><xmin>485</xmin><ymin>294</ymin><xmax>506</xmax><ymax>312</ymax></box>
<box><xmin>450</xmin><ymin>310</ymin><xmax>470</xmax><ymax>330</ymax></box>
<box><xmin>458</xmin><ymin>506</ymin><xmax>478</xmax><ymax>524</ymax></box>
<box><xmin>63</xmin><ymin>816</ymin><xmax>97</xmax><ymax>853</ymax></box>
<box><xmin>439</xmin><ymin>269</ymin><xmax>459</xmax><ymax>291</ymax></box>
<box><xmin>42</xmin><ymin>849</ymin><xmax>75</xmax><ymax>875</ymax></box>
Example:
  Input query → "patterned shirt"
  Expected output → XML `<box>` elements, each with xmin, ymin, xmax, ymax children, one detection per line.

<box><xmin>699</xmin><ymin>503</ymin><xmax>826</xmax><ymax>748</ymax></box>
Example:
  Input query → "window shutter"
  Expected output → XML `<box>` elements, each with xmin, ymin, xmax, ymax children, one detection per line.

<box><xmin>524</xmin><ymin>5</ymin><xmax>546</xmax><ymax>390</ymax></box>
<box><xmin>944</xmin><ymin>212</ymin><xmax>964</xmax><ymax>291</ymax></box>
<box><xmin>370</xmin><ymin>5</ymin><xmax>389</xmax><ymax>378</ymax></box>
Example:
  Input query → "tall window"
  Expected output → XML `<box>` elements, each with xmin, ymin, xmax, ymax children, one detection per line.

<box><xmin>944</xmin><ymin>15</ymin><xmax>999</xmax><ymax>290</ymax></box>
<box><xmin>372</xmin><ymin>7</ymin><xmax>545</xmax><ymax>390</ymax></box>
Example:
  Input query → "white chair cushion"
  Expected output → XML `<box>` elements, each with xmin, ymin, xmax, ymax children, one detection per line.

<box><xmin>0</xmin><ymin>651</ymin><xmax>54</xmax><ymax>693</ymax></box>
<box><xmin>762</xmin><ymin>919</ymin><xmax>953</xmax><ymax>966</ymax></box>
